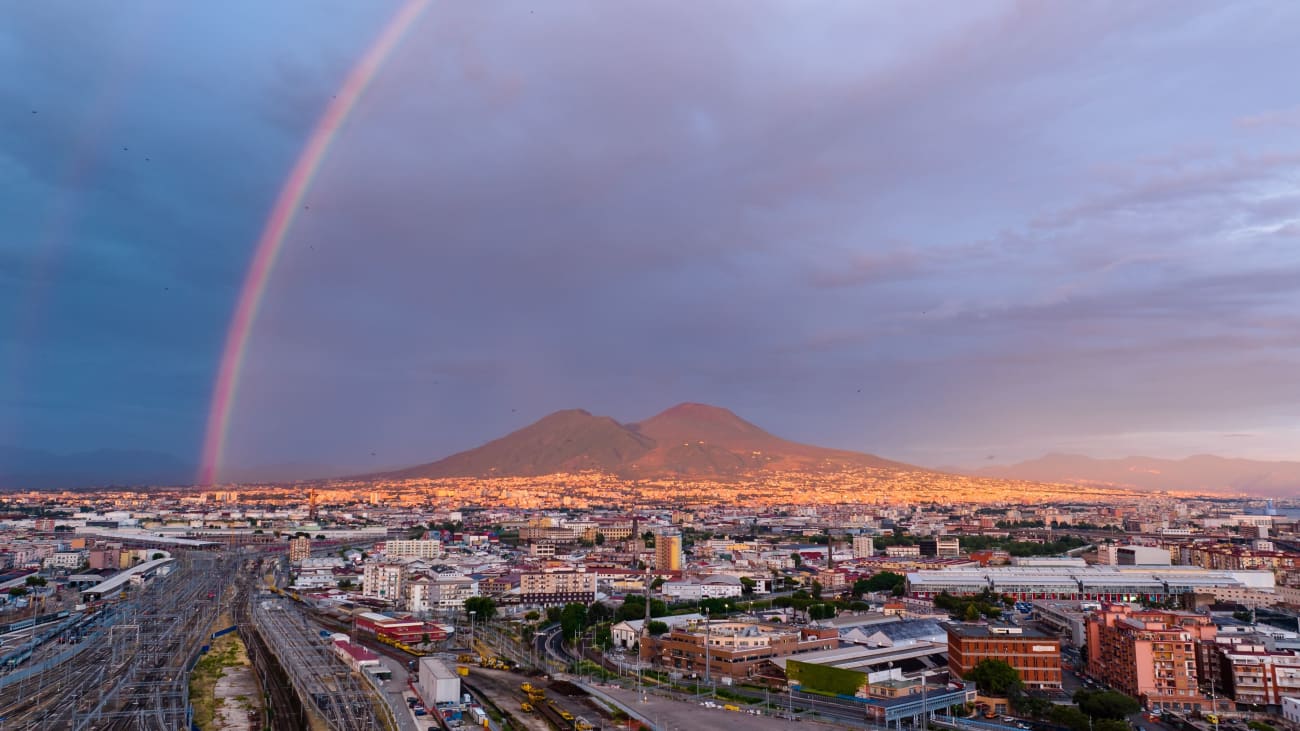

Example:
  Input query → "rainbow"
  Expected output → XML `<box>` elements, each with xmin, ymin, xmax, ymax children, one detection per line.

<box><xmin>198</xmin><ymin>0</ymin><xmax>427</xmax><ymax>484</ymax></box>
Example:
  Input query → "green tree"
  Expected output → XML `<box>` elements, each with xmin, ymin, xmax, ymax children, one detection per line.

<box><xmin>965</xmin><ymin>659</ymin><xmax>1024</xmax><ymax>696</ymax></box>
<box><xmin>524</xmin><ymin>610</ymin><xmax>540</xmax><ymax>622</ymax></box>
<box><xmin>646</xmin><ymin>620</ymin><xmax>669</xmax><ymax>636</ymax></box>
<box><xmin>337</xmin><ymin>578</ymin><xmax>354</xmax><ymax>589</ymax></box>
<box><xmin>790</xmin><ymin>552</ymin><xmax>803</xmax><ymax>569</ymax></box>
<box><xmin>963</xmin><ymin>603</ymin><xmax>981</xmax><ymax>621</ymax></box>
<box><xmin>587</xmin><ymin>602</ymin><xmax>613</xmax><ymax>625</ymax></box>
<box><xmin>739</xmin><ymin>577</ymin><xmax>756</xmax><ymax>596</ymax></box>
<box><xmin>1049</xmin><ymin>705</ymin><xmax>1092</xmax><ymax>731</ymax></box>
<box><xmin>560</xmin><ymin>603</ymin><xmax>588</xmax><ymax>643</ymax></box>
<box><xmin>1074</xmin><ymin>690</ymin><xmax>1140</xmax><ymax>720</ymax></box>
<box><xmin>594</xmin><ymin>532</ymin><xmax>606</xmax><ymax>546</ymax></box>
<box><xmin>8</xmin><ymin>587</ymin><xmax>27</xmax><ymax>598</ymax></box>
<box><xmin>464</xmin><ymin>596</ymin><xmax>497</xmax><ymax>623</ymax></box>
<box><xmin>863</xmin><ymin>571</ymin><xmax>907</xmax><ymax>594</ymax></box>
<box><xmin>24</xmin><ymin>576</ymin><xmax>47</xmax><ymax>587</ymax></box>
<box><xmin>641</xmin><ymin>531</ymin><xmax>655</xmax><ymax>547</ymax></box>
<box><xmin>1095</xmin><ymin>720</ymin><xmax>1131</xmax><ymax>731</ymax></box>
<box><xmin>811</xmin><ymin>580</ymin><xmax>823</xmax><ymax>600</ymax></box>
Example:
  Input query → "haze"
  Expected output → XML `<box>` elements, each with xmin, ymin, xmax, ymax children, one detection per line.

<box><xmin>3</xmin><ymin>1</ymin><xmax>1299</xmax><ymax>482</ymax></box>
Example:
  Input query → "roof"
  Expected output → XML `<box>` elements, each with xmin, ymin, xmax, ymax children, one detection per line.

<box><xmin>81</xmin><ymin>558</ymin><xmax>173</xmax><ymax>596</ymax></box>
<box><xmin>946</xmin><ymin>623</ymin><xmax>1055</xmax><ymax>640</ymax></box>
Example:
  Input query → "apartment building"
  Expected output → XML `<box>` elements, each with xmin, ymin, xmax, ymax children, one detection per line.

<box><xmin>853</xmin><ymin>535</ymin><xmax>876</xmax><ymax>559</ymax></box>
<box><xmin>519</xmin><ymin>569</ymin><xmax>597</xmax><ymax>606</ymax></box>
<box><xmin>947</xmin><ymin>623</ymin><xmax>1062</xmax><ymax>690</ymax></box>
<box><xmin>362</xmin><ymin>561</ymin><xmax>405</xmax><ymax>602</ymax></box>
<box><xmin>288</xmin><ymin>536</ymin><xmax>311</xmax><ymax>563</ymax></box>
<box><xmin>1085</xmin><ymin>605</ymin><xmax>1217</xmax><ymax>711</ymax></box>
<box><xmin>384</xmin><ymin>539</ymin><xmax>442</xmax><ymax>559</ymax></box>
<box><xmin>640</xmin><ymin>620</ymin><xmax>838</xmax><ymax>680</ymax></box>
<box><xmin>1216</xmin><ymin>645</ymin><xmax>1300</xmax><ymax>707</ymax></box>
<box><xmin>919</xmin><ymin>537</ymin><xmax>961</xmax><ymax>558</ymax></box>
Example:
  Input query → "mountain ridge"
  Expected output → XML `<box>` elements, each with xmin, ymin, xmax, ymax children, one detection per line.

<box><xmin>378</xmin><ymin>402</ymin><xmax>918</xmax><ymax>480</ymax></box>
<box><xmin>973</xmin><ymin>453</ymin><xmax>1300</xmax><ymax>496</ymax></box>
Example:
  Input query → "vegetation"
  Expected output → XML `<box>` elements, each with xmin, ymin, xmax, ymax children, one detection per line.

<box><xmin>646</xmin><ymin>620</ymin><xmax>668</xmax><ymax>636</ymax></box>
<box><xmin>934</xmin><ymin>589</ymin><xmax>1005</xmax><ymax>620</ymax></box>
<box><xmin>853</xmin><ymin>571</ymin><xmax>906</xmax><ymax>597</ymax></box>
<box><xmin>964</xmin><ymin>659</ymin><xmax>1023</xmax><ymax>696</ymax></box>
<box><xmin>24</xmin><ymin>575</ymin><xmax>47</xmax><ymax>587</ymax></box>
<box><xmin>1073</xmin><ymin>689</ymin><xmax>1140</xmax><ymax>719</ymax></box>
<box><xmin>464</xmin><ymin>596</ymin><xmax>497</xmax><ymax>622</ymax></box>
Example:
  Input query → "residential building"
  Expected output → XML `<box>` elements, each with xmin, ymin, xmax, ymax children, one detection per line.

<box><xmin>947</xmin><ymin>623</ymin><xmax>1062</xmax><ymax>690</ymax></box>
<box><xmin>1216</xmin><ymin>645</ymin><xmax>1300</xmax><ymax>707</ymax></box>
<box><xmin>519</xmin><ymin>569</ymin><xmax>597</xmax><ymax>606</ymax></box>
<box><xmin>288</xmin><ymin>536</ymin><xmax>311</xmax><ymax>563</ymax></box>
<box><xmin>384</xmin><ymin>539</ymin><xmax>442</xmax><ymax>559</ymax></box>
<box><xmin>1085</xmin><ymin>604</ymin><xmax>1217</xmax><ymax>711</ymax></box>
<box><xmin>362</xmin><ymin>561</ymin><xmax>405</xmax><ymax>602</ymax></box>
<box><xmin>853</xmin><ymin>535</ymin><xmax>876</xmax><ymax>559</ymax></box>
<box><xmin>1118</xmin><ymin>546</ymin><xmax>1172</xmax><ymax>566</ymax></box>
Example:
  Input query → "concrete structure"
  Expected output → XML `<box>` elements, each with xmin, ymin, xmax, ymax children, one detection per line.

<box><xmin>1216</xmin><ymin>645</ymin><xmax>1300</xmax><ymax>707</ymax></box>
<box><xmin>655</xmin><ymin>532</ymin><xmax>682</xmax><ymax>572</ymax></box>
<box><xmin>919</xmin><ymin>537</ymin><xmax>961</xmax><ymax>558</ymax></box>
<box><xmin>610</xmin><ymin>613</ymin><xmax>704</xmax><ymax>649</ymax></box>
<box><xmin>907</xmin><ymin>566</ymin><xmax>1272</xmax><ymax>603</ymax></box>
<box><xmin>1282</xmin><ymin>696</ymin><xmax>1299</xmax><ymax>727</ymax></box>
<box><xmin>639</xmin><ymin>619</ymin><xmax>837</xmax><ymax>681</ymax></box>
<box><xmin>288</xmin><ymin>536</ymin><xmax>311</xmax><ymax>563</ymax></box>
<box><xmin>1085</xmin><ymin>604</ymin><xmax>1217</xmax><ymax>711</ymax></box>
<box><xmin>361</xmin><ymin>561</ymin><xmax>404</xmax><ymax>602</ymax></box>
<box><xmin>947</xmin><ymin>623</ymin><xmax>1062</xmax><ymax>690</ymax></box>
<box><xmin>1118</xmin><ymin>545</ymin><xmax>1173</xmax><ymax>566</ymax></box>
<box><xmin>660</xmin><ymin>575</ymin><xmax>743</xmax><ymax>601</ymax></box>
<box><xmin>1032</xmin><ymin>600</ymin><xmax>1101</xmax><ymax>647</ymax></box>
<box><xmin>80</xmin><ymin>557</ymin><xmax>174</xmax><ymax>601</ymax></box>
<box><xmin>383</xmin><ymin>540</ymin><xmax>442</xmax><ymax>559</ymax></box>
<box><xmin>853</xmin><ymin>535</ymin><xmax>876</xmax><ymax>559</ymax></box>
<box><xmin>418</xmin><ymin>657</ymin><xmax>460</xmax><ymax>705</ymax></box>
<box><xmin>519</xmin><ymin>569</ymin><xmax>597</xmax><ymax>606</ymax></box>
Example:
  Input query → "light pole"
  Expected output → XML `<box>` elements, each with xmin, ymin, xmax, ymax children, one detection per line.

<box><xmin>703</xmin><ymin>608</ymin><xmax>711</xmax><ymax>695</ymax></box>
<box><xmin>469</xmin><ymin>610</ymin><xmax>476</xmax><ymax>654</ymax></box>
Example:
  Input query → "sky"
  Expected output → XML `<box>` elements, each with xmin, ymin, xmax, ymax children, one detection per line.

<box><xmin>2</xmin><ymin>1</ymin><xmax>1300</xmax><ymax>482</ymax></box>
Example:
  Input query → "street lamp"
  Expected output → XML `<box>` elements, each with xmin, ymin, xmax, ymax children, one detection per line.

<box><xmin>469</xmin><ymin>610</ymin><xmax>476</xmax><ymax>653</ymax></box>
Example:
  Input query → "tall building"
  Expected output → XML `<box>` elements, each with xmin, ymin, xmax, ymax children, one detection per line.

<box><xmin>1085</xmin><ymin>605</ymin><xmax>1217</xmax><ymax>712</ymax></box>
<box><xmin>288</xmin><ymin>536</ymin><xmax>311</xmax><ymax>563</ymax></box>
<box><xmin>919</xmin><ymin>536</ymin><xmax>961</xmax><ymax>558</ymax></box>
<box><xmin>656</xmin><ymin>531</ymin><xmax>683</xmax><ymax>572</ymax></box>
<box><xmin>947</xmin><ymin>624</ymin><xmax>1062</xmax><ymax>690</ymax></box>
<box><xmin>852</xmin><ymin>535</ymin><xmax>876</xmax><ymax>559</ymax></box>
<box><xmin>362</xmin><ymin>562</ymin><xmax>406</xmax><ymax>602</ymax></box>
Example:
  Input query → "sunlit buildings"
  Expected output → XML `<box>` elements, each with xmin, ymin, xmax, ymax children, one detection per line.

<box><xmin>1085</xmin><ymin>604</ymin><xmax>1217</xmax><ymax>712</ymax></box>
<box><xmin>655</xmin><ymin>531</ymin><xmax>682</xmax><ymax>572</ymax></box>
<box><xmin>947</xmin><ymin>623</ymin><xmax>1062</xmax><ymax>690</ymax></box>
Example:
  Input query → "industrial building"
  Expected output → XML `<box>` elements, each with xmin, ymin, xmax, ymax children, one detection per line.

<box><xmin>947</xmin><ymin>623</ymin><xmax>1062</xmax><ymax>689</ymax></box>
<box><xmin>906</xmin><ymin>566</ymin><xmax>1274</xmax><ymax>603</ymax></box>
<box><xmin>418</xmin><ymin>657</ymin><xmax>461</xmax><ymax>705</ymax></box>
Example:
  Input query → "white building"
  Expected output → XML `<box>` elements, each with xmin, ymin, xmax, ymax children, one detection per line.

<box><xmin>43</xmin><ymin>551</ymin><xmax>85</xmax><ymax>570</ymax></box>
<box><xmin>660</xmin><ymin>575</ymin><xmax>743</xmax><ymax>602</ymax></box>
<box><xmin>852</xmin><ymin>535</ymin><xmax>875</xmax><ymax>559</ymax></box>
<box><xmin>362</xmin><ymin>562</ymin><xmax>405</xmax><ymax>602</ymax></box>
<box><xmin>418</xmin><ymin>657</ymin><xmax>460</xmax><ymax>704</ymax></box>
<box><xmin>384</xmin><ymin>540</ymin><xmax>443</xmax><ymax>559</ymax></box>
<box><xmin>610</xmin><ymin>613</ymin><xmax>705</xmax><ymax>649</ymax></box>
<box><xmin>1281</xmin><ymin>696</ymin><xmax>1299</xmax><ymax>727</ymax></box>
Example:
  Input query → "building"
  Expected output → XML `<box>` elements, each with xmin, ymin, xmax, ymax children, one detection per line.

<box><xmin>384</xmin><ymin>540</ymin><xmax>442</xmax><ymax>559</ymax></box>
<box><xmin>947</xmin><ymin>623</ymin><xmax>1062</xmax><ymax>690</ymax></box>
<box><xmin>1215</xmin><ymin>646</ymin><xmax>1300</xmax><ymax>707</ymax></box>
<box><xmin>853</xmin><ymin>535</ymin><xmax>876</xmax><ymax>559</ymax></box>
<box><xmin>355</xmin><ymin>612</ymin><xmax>450</xmax><ymax>645</ymax></box>
<box><xmin>886</xmin><ymin>545</ymin><xmax>922</xmax><ymax>559</ymax></box>
<box><xmin>362</xmin><ymin>562</ymin><xmax>405</xmax><ymax>603</ymax></box>
<box><xmin>519</xmin><ymin>570</ymin><xmax>597</xmax><ymax>606</ymax></box>
<box><xmin>1085</xmin><ymin>604</ymin><xmax>1217</xmax><ymax>711</ymax></box>
<box><xmin>288</xmin><ymin>536</ymin><xmax>311</xmax><ymax>563</ymax></box>
<box><xmin>656</xmin><ymin>532</ymin><xmax>683</xmax><ymax>572</ymax></box>
<box><xmin>1118</xmin><ymin>546</ymin><xmax>1172</xmax><ymax>566</ymax></box>
<box><xmin>610</xmin><ymin>614</ymin><xmax>704</xmax><ymax>649</ymax></box>
<box><xmin>660</xmin><ymin>575</ymin><xmax>743</xmax><ymax>602</ymax></box>
<box><xmin>639</xmin><ymin>619</ymin><xmax>838</xmax><ymax>681</ymax></box>
<box><xmin>418</xmin><ymin>657</ymin><xmax>461</xmax><ymax>705</ymax></box>
<box><xmin>919</xmin><ymin>537</ymin><xmax>961</xmax><ymax>559</ymax></box>
<box><xmin>1282</xmin><ymin>696</ymin><xmax>1299</xmax><ymax>727</ymax></box>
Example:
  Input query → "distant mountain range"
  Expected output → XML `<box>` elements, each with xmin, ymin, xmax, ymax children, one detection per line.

<box><xmin>973</xmin><ymin>453</ymin><xmax>1300</xmax><ymax>496</ymax></box>
<box><xmin>0</xmin><ymin>445</ymin><xmax>192</xmax><ymax>489</ymax></box>
<box><xmin>376</xmin><ymin>402</ymin><xmax>918</xmax><ymax>480</ymax></box>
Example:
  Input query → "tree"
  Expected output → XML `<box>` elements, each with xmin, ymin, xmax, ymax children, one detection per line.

<box><xmin>1049</xmin><ymin>705</ymin><xmax>1092</xmax><ymax>731</ymax></box>
<box><xmin>963</xmin><ymin>603</ymin><xmax>982</xmax><ymax>621</ymax></box>
<box><xmin>790</xmin><ymin>552</ymin><xmax>803</xmax><ymax>569</ymax></box>
<box><xmin>587</xmin><ymin>602</ymin><xmax>613</xmax><ymax>625</ymax></box>
<box><xmin>739</xmin><ymin>577</ymin><xmax>756</xmax><ymax>596</ymax></box>
<box><xmin>1074</xmin><ymin>690</ymin><xmax>1140</xmax><ymax>720</ymax></box>
<box><xmin>650</xmin><ymin>577</ymin><xmax>665</xmax><ymax>591</ymax></box>
<box><xmin>862</xmin><ymin>571</ymin><xmax>906</xmax><ymax>594</ymax></box>
<box><xmin>965</xmin><ymin>659</ymin><xmax>1023</xmax><ymax>696</ymax></box>
<box><xmin>641</xmin><ymin>531</ymin><xmax>655</xmax><ymax>547</ymax></box>
<box><xmin>646</xmin><ymin>620</ymin><xmax>669</xmax><ymax>636</ymax></box>
<box><xmin>337</xmin><ymin>578</ymin><xmax>354</xmax><ymax>590</ymax></box>
<box><xmin>1095</xmin><ymin>720</ymin><xmax>1131</xmax><ymax>731</ymax></box>
<box><xmin>594</xmin><ymin>532</ymin><xmax>606</xmax><ymax>546</ymax></box>
<box><xmin>421</xmin><ymin>632</ymin><xmax>431</xmax><ymax>645</ymax></box>
<box><xmin>151</xmin><ymin>552</ymin><xmax>165</xmax><ymax>561</ymax></box>
<box><xmin>8</xmin><ymin>587</ymin><xmax>27</xmax><ymax>598</ymax></box>
<box><xmin>24</xmin><ymin>576</ymin><xmax>46</xmax><ymax>588</ymax></box>
<box><xmin>560</xmin><ymin>603</ymin><xmax>587</xmax><ymax>643</ymax></box>
<box><xmin>464</xmin><ymin>596</ymin><xmax>497</xmax><ymax>623</ymax></box>
<box><xmin>811</xmin><ymin>580</ymin><xmax>823</xmax><ymax>600</ymax></box>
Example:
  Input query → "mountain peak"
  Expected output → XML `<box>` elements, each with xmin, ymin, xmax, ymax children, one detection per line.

<box><xmin>373</xmin><ymin>403</ymin><xmax>914</xmax><ymax>480</ymax></box>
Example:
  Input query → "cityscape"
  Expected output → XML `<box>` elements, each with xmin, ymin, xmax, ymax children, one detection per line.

<box><xmin>5</xmin><ymin>3</ymin><xmax>1300</xmax><ymax>731</ymax></box>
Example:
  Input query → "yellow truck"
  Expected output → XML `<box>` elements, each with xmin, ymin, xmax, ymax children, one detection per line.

<box><xmin>521</xmin><ymin>702</ymin><xmax>534</xmax><ymax>713</ymax></box>
<box><xmin>724</xmin><ymin>704</ymin><xmax>741</xmax><ymax>712</ymax></box>
<box><xmin>456</xmin><ymin>665</ymin><xmax>469</xmax><ymax>676</ymax></box>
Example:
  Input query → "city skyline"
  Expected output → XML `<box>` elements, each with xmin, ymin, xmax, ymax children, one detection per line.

<box><xmin>4</xmin><ymin>2</ymin><xmax>1300</xmax><ymax>483</ymax></box>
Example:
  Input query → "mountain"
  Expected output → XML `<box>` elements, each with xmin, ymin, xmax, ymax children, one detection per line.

<box><xmin>0</xmin><ymin>445</ymin><xmax>192</xmax><ymax>489</ymax></box>
<box><xmin>975</xmin><ymin>453</ymin><xmax>1300</xmax><ymax>496</ymax></box>
<box><xmin>380</xmin><ymin>402</ymin><xmax>918</xmax><ymax>479</ymax></box>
